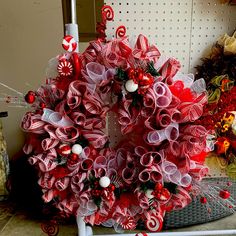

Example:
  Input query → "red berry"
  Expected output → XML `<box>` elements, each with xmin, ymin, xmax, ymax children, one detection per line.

<box><xmin>109</xmin><ymin>184</ymin><xmax>115</xmax><ymax>191</ymax></box>
<box><xmin>200</xmin><ymin>197</ymin><xmax>207</xmax><ymax>204</ymax></box>
<box><xmin>39</xmin><ymin>102</ymin><xmax>46</xmax><ymax>109</ymax></box>
<box><xmin>155</xmin><ymin>183</ymin><xmax>163</xmax><ymax>190</ymax></box>
<box><xmin>138</xmin><ymin>71</ymin><xmax>144</xmax><ymax>82</ymax></box>
<box><xmin>219</xmin><ymin>190</ymin><xmax>231</xmax><ymax>199</ymax></box>
<box><xmin>69</xmin><ymin>153</ymin><xmax>79</xmax><ymax>161</ymax></box>
<box><xmin>160</xmin><ymin>189</ymin><xmax>171</xmax><ymax>201</ymax></box>
<box><xmin>127</xmin><ymin>68</ymin><xmax>135</xmax><ymax>79</ymax></box>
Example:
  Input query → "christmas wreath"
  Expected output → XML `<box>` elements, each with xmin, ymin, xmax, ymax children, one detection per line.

<box><xmin>21</xmin><ymin>5</ymin><xmax>210</xmax><ymax>232</ymax></box>
<box><xmin>196</xmin><ymin>31</ymin><xmax>236</xmax><ymax>179</ymax></box>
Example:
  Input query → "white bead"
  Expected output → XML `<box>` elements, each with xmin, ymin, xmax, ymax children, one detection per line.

<box><xmin>99</xmin><ymin>176</ymin><xmax>111</xmax><ymax>188</ymax></box>
<box><xmin>71</xmin><ymin>144</ymin><xmax>83</xmax><ymax>155</ymax></box>
<box><xmin>125</xmin><ymin>80</ymin><xmax>138</xmax><ymax>92</ymax></box>
<box><xmin>145</xmin><ymin>189</ymin><xmax>154</xmax><ymax>199</ymax></box>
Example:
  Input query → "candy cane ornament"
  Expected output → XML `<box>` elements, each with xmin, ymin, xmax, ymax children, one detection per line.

<box><xmin>62</xmin><ymin>35</ymin><xmax>77</xmax><ymax>52</ymax></box>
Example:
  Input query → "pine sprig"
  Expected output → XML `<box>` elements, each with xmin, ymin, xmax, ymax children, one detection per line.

<box><xmin>140</xmin><ymin>181</ymin><xmax>156</xmax><ymax>192</ymax></box>
<box><xmin>94</xmin><ymin>197</ymin><xmax>102</xmax><ymax>208</ymax></box>
<box><xmin>164</xmin><ymin>182</ymin><xmax>178</xmax><ymax>194</ymax></box>
<box><xmin>76</xmin><ymin>136</ymin><xmax>89</xmax><ymax>148</ymax></box>
<box><xmin>147</xmin><ymin>61</ymin><xmax>160</xmax><ymax>76</ymax></box>
<box><xmin>55</xmin><ymin>156</ymin><xmax>67</xmax><ymax>165</ymax></box>
<box><xmin>131</xmin><ymin>92</ymin><xmax>143</xmax><ymax>107</ymax></box>
<box><xmin>117</xmin><ymin>68</ymin><xmax>128</xmax><ymax>81</ymax></box>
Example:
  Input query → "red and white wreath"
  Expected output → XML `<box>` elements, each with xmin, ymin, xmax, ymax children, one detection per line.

<box><xmin>21</xmin><ymin>6</ymin><xmax>209</xmax><ymax>232</ymax></box>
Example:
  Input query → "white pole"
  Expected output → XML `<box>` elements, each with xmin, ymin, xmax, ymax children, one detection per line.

<box><xmin>65</xmin><ymin>0</ymin><xmax>79</xmax><ymax>52</ymax></box>
<box><xmin>71</xmin><ymin>0</ymin><xmax>77</xmax><ymax>24</ymax></box>
<box><xmin>96</xmin><ymin>230</ymin><xmax>236</xmax><ymax>236</ymax></box>
<box><xmin>77</xmin><ymin>214</ymin><xmax>87</xmax><ymax>236</ymax></box>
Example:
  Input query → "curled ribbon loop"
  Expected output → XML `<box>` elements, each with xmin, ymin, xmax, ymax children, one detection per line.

<box><xmin>22</xmin><ymin>112</ymin><xmax>46</xmax><ymax>134</ymax></box>
<box><xmin>55</xmin><ymin>126</ymin><xmax>79</xmax><ymax>142</ymax></box>
<box><xmin>55</xmin><ymin>177</ymin><xmax>70</xmax><ymax>191</ymax></box>
<box><xmin>158</xmin><ymin>58</ymin><xmax>181</xmax><ymax>84</ymax></box>
<box><xmin>146</xmin><ymin>123</ymin><xmax>179</xmax><ymax>145</ymax></box>
<box><xmin>122</xmin><ymin>167</ymin><xmax>136</xmax><ymax>184</ymax></box>
<box><xmin>41</xmin><ymin>138</ymin><xmax>59</xmax><ymax>151</ymax></box>
<box><xmin>140</xmin><ymin>152</ymin><xmax>162</xmax><ymax>167</ymax></box>
<box><xmin>139</xmin><ymin>165</ymin><xmax>162</xmax><ymax>182</ymax></box>
<box><xmin>116</xmin><ymin>25</ymin><xmax>127</xmax><ymax>38</ymax></box>
<box><xmin>41</xmin><ymin>108</ymin><xmax>74</xmax><ymax>128</ymax></box>
<box><xmin>153</xmin><ymin>81</ymin><xmax>172</xmax><ymax>107</ymax></box>
<box><xmin>86</xmin><ymin>62</ymin><xmax>106</xmax><ymax>84</ymax></box>
<box><xmin>133</xmin><ymin>34</ymin><xmax>161</xmax><ymax>63</ymax></box>
<box><xmin>102</xmin><ymin>5</ymin><xmax>114</xmax><ymax>22</ymax></box>
<box><xmin>81</xmin><ymin>159</ymin><xmax>93</xmax><ymax>171</ymax></box>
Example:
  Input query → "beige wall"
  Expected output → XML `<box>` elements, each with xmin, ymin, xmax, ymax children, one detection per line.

<box><xmin>0</xmin><ymin>1</ymin><xmax>59</xmax><ymax>158</ymax></box>
<box><xmin>0</xmin><ymin>1</ymin><xmax>89</xmax><ymax>158</ymax></box>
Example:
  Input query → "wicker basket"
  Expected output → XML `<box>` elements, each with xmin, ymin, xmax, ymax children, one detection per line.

<box><xmin>163</xmin><ymin>178</ymin><xmax>236</xmax><ymax>229</ymax></box>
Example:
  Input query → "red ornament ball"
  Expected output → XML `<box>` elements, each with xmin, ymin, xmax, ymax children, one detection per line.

<box><xmin>58</xmin><ymin>144</ymin><xmax>71</xmax><ymax>157</ymax></box>
<box><xmin>69</xmin><ymin>153</ymin><xmax>79</xmax><ymax>162</ymax></box>
<box><xmin>25</xmin><ymin>91</ymin><xmax>36</xmax><ymax>104</ymax></box>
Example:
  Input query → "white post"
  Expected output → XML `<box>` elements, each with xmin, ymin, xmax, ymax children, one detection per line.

<box><xmin>65</xmin><ymin>0</ymin><xmax>79</xmax><ymax>52</ymax></box>
<box><xmin>76</xmin><ymin>214</ymin><xmax>87</xmax><ymax>236</ymax></box>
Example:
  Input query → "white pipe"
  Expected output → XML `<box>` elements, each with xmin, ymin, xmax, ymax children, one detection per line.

<box><xmin>65</xmin><ymin>0</ymin><xmax>79</xmax><ymax>52</ymax></box>
<box><xmin>71</xmin><ymin>0</ymin><xmax>77</xmax><ymax>24</ymax></box>
<box><xmin>96</xmin><ymin>230</ymin><xmax>236</xmax><ymax>236</ymax></box>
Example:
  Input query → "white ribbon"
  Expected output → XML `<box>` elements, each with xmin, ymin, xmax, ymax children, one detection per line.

<box><xmin>41</xmin><ymin>108</ymin><xmax>73</xmax><ymax>127</ymax></box>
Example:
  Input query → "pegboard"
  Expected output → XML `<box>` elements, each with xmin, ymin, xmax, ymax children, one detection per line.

<box><xmin>104</xmin><ymin>0</ymin><xmax>236</xmax><ymax>178</ymax></box>
<box><xmin>105</xmin><ymin>0</ymin><xmax>236</xmax><ymax>73</ymax></box>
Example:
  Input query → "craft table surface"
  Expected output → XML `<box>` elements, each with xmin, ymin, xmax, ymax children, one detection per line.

<box><xmin>0</xmin><ymin>201</ymin><xmax>236</xmax><ymax>236</ymax></box>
